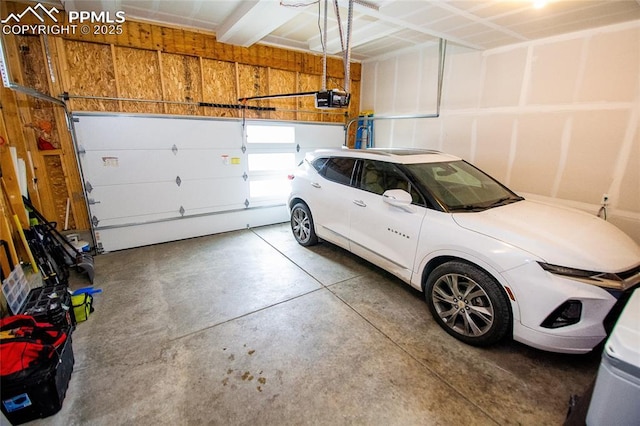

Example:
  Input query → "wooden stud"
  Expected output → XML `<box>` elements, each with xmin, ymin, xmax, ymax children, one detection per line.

<box><xmin>158</xmin><ymin>50</ymin><xmax>168</xmax><ymax>114</ymax></box>
<box><xmin>199</xmin><ymin>56</ymin><xmax>205</xmax><ymax>116</ymax></box>
<box><xmin>110</xmin><ymin>44</ymin><xmax>123</xmax><ymax>112</ymax></box>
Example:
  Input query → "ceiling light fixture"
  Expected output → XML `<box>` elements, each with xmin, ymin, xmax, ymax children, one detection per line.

<box><xmin>533</xmin><ymin>0</ymin><xmax>547</xmax><ymax>9</ymax></box>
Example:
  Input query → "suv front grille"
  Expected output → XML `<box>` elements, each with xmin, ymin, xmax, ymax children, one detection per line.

<box><xmin>618</xmin><ymin>264</ymin><xmax>640</xmax><ymax>281</ymax></box>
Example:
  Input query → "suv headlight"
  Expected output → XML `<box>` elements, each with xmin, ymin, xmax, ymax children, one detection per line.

<box><xmin>538</xmin><ymin>262</ymin><xmax>638</xmax><ymax>291</ymax></box>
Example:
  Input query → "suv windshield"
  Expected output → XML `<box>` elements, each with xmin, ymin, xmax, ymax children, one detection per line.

<box><xmin>404</xmin><ymin>160</ymin><xmax>523</xmax><ymax>212</ymax></box>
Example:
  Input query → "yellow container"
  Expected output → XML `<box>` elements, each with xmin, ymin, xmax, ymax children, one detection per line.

<box><xmin>71</xmin><ymin>293</ymin><xmax>93</xmax><ymax>322</ymax></box>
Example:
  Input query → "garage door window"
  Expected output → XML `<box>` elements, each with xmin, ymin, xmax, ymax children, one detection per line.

<box><xmin>246</xmin><ymin>124</ymin><xmax>296</xmax><ymax>202</ymax></box>
<box><xmin>247</xmin><ymin>125</ymin><xmax>295</xmax><ymax>144</ymax></box>
<box><xmin>248</xmin><ymin>153</ymin><xmax>295</xmax><ymax>171</ymax></box>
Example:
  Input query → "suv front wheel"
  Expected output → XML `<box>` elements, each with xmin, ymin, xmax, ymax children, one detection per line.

<box><xmin>425</xmin><ymin>261</ymin><xmax>511</xmax><ymax>346</ymax></box>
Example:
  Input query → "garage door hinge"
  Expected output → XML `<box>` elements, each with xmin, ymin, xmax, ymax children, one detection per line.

<box><xmin>244</xmin><ymin>199</ymin><xmax>249</xmax><ymax>208</ymax></box>
<box><xmin>175</xmin><ymin>176</ymin><xmax>182</xmax><ymax>187</ymax></box>
<box><xmin>77</xmin><ymin>145</ymin><xmax>85</xmax><ymax>154</ymax></box>
<box><xmin>85</xmin><ymin>181</ymin><xmax>93</xmax><ymax>193</ymax></box>
<box><xmin>87</xmin><ymin>198</ymin><xmax>100</xmax><ymax>205</ymax></box>
<box><xmin>242</xmin><ymin>172</ymin><xmax>248</xmax><ymax>181</ymax></box>
<box><xmin>91</xmin><ymin>216</ymin><xmax>99</xmax><ymax>227</ymax></box>
<box><xmin>241</xmin><ymin>145</ymin><xmax>246</xmax><ymax>154</ymax></box>
<box><xmin>296</xmin><ymin>144</ymin><xmax>300</xmax><ymax>152</ymax></box>
<box><xmin>179</xmin><ymin>206</ymin><xmax>185</xmax><ymax>216</ymax></box>
<box><xmin>171</xmin><ymin>144</ymin><xmax>178</xmax><ymax>155</ymax></box>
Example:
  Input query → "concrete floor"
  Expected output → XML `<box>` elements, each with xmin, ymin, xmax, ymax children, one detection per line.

<box><xmin>16</xmin><ymin>223</ymin><xmax>600</xmax><ymax>425</ymax></box>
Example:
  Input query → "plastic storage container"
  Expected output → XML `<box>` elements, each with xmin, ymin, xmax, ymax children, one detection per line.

<box><xmin>1</xmin><ymin>336</ymin><xmax>74</xmax><ymax>425</ymax></box>
<box><xmin>21</xmin><ymin>285</ymin><xmax>75</xmax><ymax>329</ymax></box>
<box><xmin>586</xmin><ymin>288</ymin><xmax>640</xmax><ymax>425</ymax></box>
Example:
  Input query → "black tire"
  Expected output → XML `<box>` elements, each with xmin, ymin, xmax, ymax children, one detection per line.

<box><xmin>425</xmin><ymin>261</ymin><xmax>511</xmax><ymax>347</ymax></box>
<box><xmin>290</xmin><ymin>202</ymin><xmax>318</xmax><ymax>246</ymax></box>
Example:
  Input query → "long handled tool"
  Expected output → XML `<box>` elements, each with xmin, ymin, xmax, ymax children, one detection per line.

<box><xmin>22</xmin><ymin>196</ymin><xmax>94</xmax><ymax>284</ymax></box>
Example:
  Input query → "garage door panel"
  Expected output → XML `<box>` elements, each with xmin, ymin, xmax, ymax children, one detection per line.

<box><xmin>95</xmin><ymin>211</ymin><xmax>180</xmax><ymax>229</ymax></box>
<box><xmin>172</xmin><ymin>120</ymin><xmax>241</xmax><ymax>150</ymax></box>
<box><xmin>292</xmin><ymin>122</ymin><xmax>344</xmax><ymax>163</ymax></box>
<box><xmin>76</xmin><ymin>116</ymin><xmax>186</xmax><ymax>151</ymax></box>
<box><xmin>82</xmin><ymin>149</ymin><xmax>246</xmax><ymax>186</ymax></box>
<box><xmin>90</xmin><ymin>182</ymin><xmax>182</xmax><ymax>224</ymax></box>
<box><xmin>175</xmin><ymin>150</ymin><xmax>245</xmax><ymax>180</ymax></box>
<box><xmin>178</xmin><ymin>178</ymin><xmax>248</xmax><ymax>212</ymax></box>
<box><xmin>81</xmin><ymin>150</ymin><xmax>178</xmax><ymax>185</ymax></box>
<box><xmin>295</xmin><ymin>123</ymin><xmax>344</xmax><ymax>149</ymax></box>
<box><xmin>94</xmin><ymin>206</ymin><xmax>289</xmax><ymax>252</ymax></box>
<box><xmin>75</xmin><ymin>115</ymin><xmax>242</xmax><ymax>151</ymax></box>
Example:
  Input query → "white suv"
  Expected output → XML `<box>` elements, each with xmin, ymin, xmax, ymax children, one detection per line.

<box><xmin>287</xmin><ymin>148</ymin><xmax>640</xmax><ymax>354</ymax></box>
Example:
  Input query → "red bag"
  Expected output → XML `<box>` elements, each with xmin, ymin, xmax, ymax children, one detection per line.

<box><xmin>0</xmin><ymin>315</ymin><xmax>67</xmax><ymax>379</ymax></box>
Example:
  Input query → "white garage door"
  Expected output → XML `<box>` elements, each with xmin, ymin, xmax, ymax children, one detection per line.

<box><xmin>72</xmin><ymin>113</ymin><xmax>344</xmax><ymax>252</ymax></box>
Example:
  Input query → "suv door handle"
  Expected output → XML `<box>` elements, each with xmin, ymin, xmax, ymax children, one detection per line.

<box><xmin>311</xmin><ymin>182</ymin><xmax>321</xmax><ymax>188</ymax></box>
<box><xmin>353</xmin><ymin>200</ymin><xmax>366</xmax><ymax>207</ymax></box>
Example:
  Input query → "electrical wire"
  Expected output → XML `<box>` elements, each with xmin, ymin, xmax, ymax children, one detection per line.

<box><xmin>597</xmin><ymin>205</ymin><xmax>607</xmax><ymax>220</ymax></box>
<box><xmin>280</xmin><ymin>1</ymin><xmax>319</xmax><ymax>7</ymax></box>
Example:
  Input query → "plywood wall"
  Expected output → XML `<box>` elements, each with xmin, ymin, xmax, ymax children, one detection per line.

<box><xmin>1</xmin><ymin>0</ymin><xmax>361</xmax><ymax>232</ymax></box>
<box><xmin>62</xmin><ymin>40</ymin><xmax>118</xmax><ymax>111</ymax></box>
<box><xmin>201</xmin><ymin>59</ymin><xmax>237</xmax><ymax>118</ymax></box>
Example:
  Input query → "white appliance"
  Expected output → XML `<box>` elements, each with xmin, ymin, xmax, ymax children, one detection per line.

<box><xmin>586</xmin><ymin>287</ymin><xmax>640</xmax><ymax>425</ymax></box>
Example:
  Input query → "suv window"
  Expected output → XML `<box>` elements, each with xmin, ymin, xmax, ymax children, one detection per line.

<box><xmin>359</xmin><ymin>160</ymin><xmax>425</xmax><ymax>206</ymax></box>
<box><xmin>318</xmin><ymin>157</ymin><xmax>356</xmax><ymax>186</ymax></box>
<box><xmin>405</xmin><ymin>160</ymin><xmax>518</xmax><ymax>210</ymax></box>
<box><xmin>311</xmin><ymin>157</ymin><xmax>329</xmax><ymax>172</ymax></box>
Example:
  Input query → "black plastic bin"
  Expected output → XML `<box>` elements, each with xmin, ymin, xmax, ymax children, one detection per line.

<box><xmin>21</xmin><ymin>285</ymin><xmax>76</xmax><ymax>329</ymax></box>
<box><xmin>1</xmin><ymin>336</ymin><xmax>74</xmax><ymax>425</ymax></box>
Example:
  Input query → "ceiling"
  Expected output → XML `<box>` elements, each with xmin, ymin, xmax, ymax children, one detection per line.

<box><xmin>56</xmin><ymin>0</ymin><xmax>640</xmax><ymax>61</ymax></box>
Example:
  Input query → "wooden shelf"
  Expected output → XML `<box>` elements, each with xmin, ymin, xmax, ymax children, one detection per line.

<box><xmin>38</xmin><ymin>149</ymin><xmax>63</xmax><ymax>156</ymax></box>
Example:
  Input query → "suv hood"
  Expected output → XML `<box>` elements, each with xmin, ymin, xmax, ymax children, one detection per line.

<box><xmin>453</xmin><ymin>200</ymin><xmax>640</xmax><ymax>272</ymax></box>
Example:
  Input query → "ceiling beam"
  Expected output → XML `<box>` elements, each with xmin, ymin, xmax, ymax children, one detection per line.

<box><xmin>349</xmin><ymin>2</ymin><xmax>483</xmax><ymax>50</ymax></box>
<box><xmin>61</xmin><ymin>0</ymin><xmax>122</xmax><ymax>15</ymax></box>
<box><xmin>217</xmin><ymin>0</ymin><xmax>304</xmax><ymax>47</ymax></box>
<box><xmin>308</xmin><ymin>21</ymin><xmax>398</xmax><ymax>54</ymax></box>
<box><xmin>434</xmin><ymin>2</ymin><xmax>528</xmax><ymax>42</ymax></box>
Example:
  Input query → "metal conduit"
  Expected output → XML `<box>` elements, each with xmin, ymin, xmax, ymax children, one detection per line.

<box><xmin>9</xmin><ymin>84</ymin><xmax>65</xmax><ymax>107</ymax></box>
<box><xmin>344</xmin><ymin>0</ymin><xmax>354</xmax><ymax>93</ymax></box>
<box><xmin>344</xmin><ymin>38</ymin><xmax>448</xmax><ymax>146</ymax></box>
<box><xmin>63</xmin><ymin>93</ymin><xmax>347</xmax><ymax>116</ymax></box>
<box><xmin>321</xmin><ymin>0</ymin><xmax>328</xmax><ymax>91</ymax></box>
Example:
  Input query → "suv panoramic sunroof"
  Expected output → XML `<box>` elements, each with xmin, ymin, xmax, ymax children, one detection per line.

<box><xmin>364</xmin><ymin>148</ymin><xmax>442</xmax><ymax>156</ymax></box>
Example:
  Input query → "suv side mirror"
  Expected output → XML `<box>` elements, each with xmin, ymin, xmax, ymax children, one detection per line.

<box><xmin>382</xmin><ymin>189</ymin><xmax>415</xmax><ymax>213</ymax></box>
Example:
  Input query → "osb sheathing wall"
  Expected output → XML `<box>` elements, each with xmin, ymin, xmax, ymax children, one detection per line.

<box><xmin>0</xmin><ymin>1</ymin><xmax>361</xmax><ymax>232</ymax></box>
